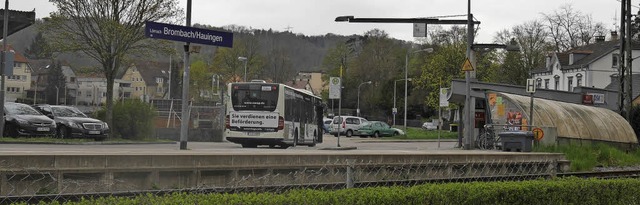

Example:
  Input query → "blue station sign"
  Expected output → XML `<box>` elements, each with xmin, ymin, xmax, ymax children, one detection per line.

<box><xmin>145</xmin><ymin>21</ymin><xmax>233</xmax><ymax>48</ymax></box>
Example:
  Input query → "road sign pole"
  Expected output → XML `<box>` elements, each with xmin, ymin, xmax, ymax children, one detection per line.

<box><xmin>179</xmin><ymin>0</ymin><xmax>192</xmax><ymax>150</ymax></box>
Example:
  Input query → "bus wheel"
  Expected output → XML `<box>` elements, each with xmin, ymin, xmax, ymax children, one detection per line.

<box><xmin>293</xmin><ymin>129</ymin><xmax>299</xmax><ymax>147</ymax></box>
<box><xmin>346</xmin><ymin>130</ymin><xmax>353</xmax><ymax>137</ymax></box>
<box><xmin>241</xmin><ymin>144</ymin><xmax>257</xmax><ymax>148</ymax></box>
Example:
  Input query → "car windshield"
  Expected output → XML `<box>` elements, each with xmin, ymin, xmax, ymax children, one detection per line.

<box><xmin>5</xmin><ymin>103</ymin><xmax>42</xmax><ymax>115</ymax></box>
<box><xmin>51</xmin><ymin>106</ymin><xmax>87</xmax><ymax>117</ymax></box>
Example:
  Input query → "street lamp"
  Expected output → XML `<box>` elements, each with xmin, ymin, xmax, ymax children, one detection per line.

<box><xmin>404</xmin><ymin>48</ymin><xmax>433</xmax><ymax>131</ymax></box>
<box><xmin>393</xmin><ymin>78</ymin><xmax>411</xmax><ymax>126</ymax></box>
<box><xmin>238</xmin><ymin>56</ymin><xmax>248</xmax><ymax>82</ymax></box>
<box><xmin>357</xmin><ymin>81</ymin><xmax>372</xmax><ymax>117</ymax></box>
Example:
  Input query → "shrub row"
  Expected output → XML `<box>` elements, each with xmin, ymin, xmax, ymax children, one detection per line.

<box><xmin>25</xmin><ymin>177</ymin><xmax>640</xmax><ymax>205</ymax></box>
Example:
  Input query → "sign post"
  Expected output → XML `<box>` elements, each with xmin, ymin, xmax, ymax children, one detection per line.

<box><xmin>526</xmin><ymin>79</ymin><xmax>536</xmax><ymax>128</ymax></box>
<box><xmin>145</xmin><ymin>20</ymin><xmax>234</xmax><ymax>150</ymax></box>
<box><xmin>329</xmin><ymin>77</ymin><xmax>342</xmax><ymax>147</ymax></box>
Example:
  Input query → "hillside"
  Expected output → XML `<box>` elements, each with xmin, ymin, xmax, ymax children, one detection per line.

<box><xmin>10</xmin><ymin>21</ymin><xmax>358</xmax><ymax>75</ymax></box>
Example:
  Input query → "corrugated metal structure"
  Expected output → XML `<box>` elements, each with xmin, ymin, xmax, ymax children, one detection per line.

<box><xmin>487</xmin><ymin>92</ymin><xmax>637</xmax><ymax>146</ymax></box>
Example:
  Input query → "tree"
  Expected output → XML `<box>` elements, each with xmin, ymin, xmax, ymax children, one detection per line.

<box><xmin>493</xmin><ymin>20</ymin><xmax>553</xmax><ymax>85</ymax></box>
<box><xmin>45</xmin><ymin>61</ymin><xmax>67</xmax><ymax>104</ymax></box>
<box><xmin>542</xmin><ymin>4</ymin><xmax>606</xmax><ymax>52</ymax></box>
<box><xmin>211</xmin><ymin>35</ymin><xmax>265</xmax><ymax>83</ymax></box>
<box><xmin>42</xmin><ymin>0</ymin><xmax>182</xmax><ymax>129</ymax></box>
<box><xmin>25</xmin><ymin>32</ymin><xmax>52</xmax><ymax>59</ymax></box>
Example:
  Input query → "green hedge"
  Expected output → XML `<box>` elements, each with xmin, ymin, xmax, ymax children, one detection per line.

<box><xmin>27</xmin><ymin>177</ymin><xmax>640</xmax><ymax>205</ymax></box>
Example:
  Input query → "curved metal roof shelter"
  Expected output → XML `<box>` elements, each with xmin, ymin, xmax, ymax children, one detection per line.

<box><xmin>497</xmin><ymin>92</ymin><xmax>637</xmax><ymax>144</ymax></box>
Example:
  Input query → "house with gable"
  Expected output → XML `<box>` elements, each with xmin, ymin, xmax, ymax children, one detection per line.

<box><xmin>284</xmin><ymin>79</ymin><xmax>314</xmax><ymax>95</ymax></box>
<box><xmin>294</xmin><ymin>71</ymin><xmax>324</xmax><ymax>96</ymax></box>
<box><xmin>121</xmin><ymin>61</ymin><xmax>170</xmax><ymax>100</ymax></box>
<box><xmin>531</xmin><ymin>35</ymin><xmax>640</xmax><ymax>92</ymax></box>
<box><xmin>28</xmin><ymin>59</ymin><xmax>78</xmax><ymax>104</ymax></box>
<box><xmin>2</xmin><ymin>45</ymin><xmax>31</xmax><ymax>102</ymax></box>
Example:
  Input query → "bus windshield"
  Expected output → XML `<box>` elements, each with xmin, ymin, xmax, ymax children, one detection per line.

<box><xmin>231</xmin><ymin>84</ymin><xmax>279</xmax><ymax>112</ymax></box>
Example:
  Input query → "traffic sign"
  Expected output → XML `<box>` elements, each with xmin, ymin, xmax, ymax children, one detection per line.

<box><xmin>392</xmin><ymin>108</ymin><xmax>397</xmax><ymax>115</ymax></box>
<box><xmin>145</xmin><ymin>21</ymin><xmax>234</xmax><ymax>47</ymax></box>
<box><xmin>526</xmin><ymin>79</ymin><xmax>536</xmax><ymax>93</ymax></box>
<box><xmin>329</xmin><ymin>77</ymin><xmax>341</xmax><ymax>99</ymax></box>
<box><xmin>533</xmin><ymin>127</ymin><xmax>544</xmax><ymax>141</ymax></box>
<box><xmin>461</xmin><ymin>58</ymin><xmax>474</xmax><ymax>71</ymax></box>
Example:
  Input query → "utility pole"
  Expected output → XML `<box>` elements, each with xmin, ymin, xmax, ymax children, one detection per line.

<box><xmin>179</xmin><ymin>0</ymin><xmax>192</xmax><ymax>150</ymax></box>
<box><xmin>464</xmin><ymin>0</ymin><xmax>476</xmax><ymax>150</ymax></box>
<box><xmin>619</xmin><ymin>0</ymin><xmax>627</xmax><ymax>118</ymax></box>
<box><xmin>625</xmin><ymin>0</ymin><xmax>632</xmax><ymax>120</ymax></box>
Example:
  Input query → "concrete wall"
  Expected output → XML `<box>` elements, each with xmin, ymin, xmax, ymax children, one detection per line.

<box><xmin>154</xmin><ymin>128</ymin><xmax>223</xmax><ymax>142</ymax></box>
<box><xmin>0</xmin><ymin>153</ymin><xmax>567</xmax><ymax>196</ymax></box>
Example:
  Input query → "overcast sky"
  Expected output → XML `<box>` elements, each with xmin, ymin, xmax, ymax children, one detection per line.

<box><xmin>14</xmin><ymin>0</ymin><xmax>628</xmax><ymax>42</ymax></box>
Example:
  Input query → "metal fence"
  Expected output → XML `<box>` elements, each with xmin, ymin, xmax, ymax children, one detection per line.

<box><xmin>150</xmin><ymin>99</ymin><xmax>224</xmax><ymax>142</ymax></box>
<box><xmin>0</xmin><ymin>159</ymin><xmax>558</xmax><ymax>204</ymax></box>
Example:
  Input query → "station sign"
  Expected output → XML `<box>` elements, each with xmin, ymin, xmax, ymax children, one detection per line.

<box><xmin>145</xmin><ymin>21</ymin><xmax>233</xmax><ymax>48</ymax></box>
<box><xmin>329</xmin><ymin>77</ymin><xmax>341</xmax><ymax>99</ymax></box>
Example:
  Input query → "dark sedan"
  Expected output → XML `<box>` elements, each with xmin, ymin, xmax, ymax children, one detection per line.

<box><xmin>4</xmin><ymin>102</ymin><xmax>56</xmax><ymax>137</ymax></box>
<box><xmin>33</xmin><ymin>105</ymin><xmax>109</xmax><ymax>141</ymax></box>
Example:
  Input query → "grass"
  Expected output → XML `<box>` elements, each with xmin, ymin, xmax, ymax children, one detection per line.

<box><xmin>387</xmin><ymin>127</ymin><xmax>458</xmax><ymax>140</ymax></box>
<box><xmin>0</xmin><ymin>137</ymin><xmax>172</xmax><ymax>144</ymax></box>
<box><xmin>533</xmin><ymin>143</ymin><xmax>640</xmax><ymax>172</ymax></box>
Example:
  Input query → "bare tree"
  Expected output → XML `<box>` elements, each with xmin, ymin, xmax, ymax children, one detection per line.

<box><xmin>542</xmin><ymin>4</ymin><xmax>606</xmax><ymax>52</ymax></box>
<box><xmin>42</xmin><ymin>0</ymin><xmax>182</xmax><ymax>129</ymax></box>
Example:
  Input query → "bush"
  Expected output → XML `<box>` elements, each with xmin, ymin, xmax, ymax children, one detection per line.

<box><xmin>26</xmin><ymin>177</ymin><xmax>640</xmax><ymax>205</ymax></box>
<box><xmin>629</xmin><ymin>105</ymin><xmax>640</xmax><ymax>143</ymax></box>
<box><xmin>95</xmin><ymin>99</ymin><xmax>156</xmax><ymax>140</ymax></box>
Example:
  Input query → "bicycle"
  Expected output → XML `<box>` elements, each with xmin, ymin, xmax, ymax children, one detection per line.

<box><xmin>476</xmin><ymin>124</ymin><xmax>500</xmax><ymax>150</ymax></box>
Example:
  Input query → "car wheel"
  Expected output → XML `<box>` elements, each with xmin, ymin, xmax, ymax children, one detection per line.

<box><xmin>393</xmin><ymin>131</ymin><xmax>399</xmax><ymax>136</ymax></box>
<box><xmin>57</xmin><ymin>126</ymin><xmax>69</xmax><ymax>139</ymax></box>
<box><xmin>346</xmin><ymin>130</ymin><xmax>353</xmax><ymax>137</ymax></box>
<box><xmin>4</xmin><ymin>123</ymin><xmax>17</xmax><ymax>138</ymax></box>
<box><xmin>374</xmin><ymin>131</ymin><xmax>380</xmax><ymax>138</ymax></box>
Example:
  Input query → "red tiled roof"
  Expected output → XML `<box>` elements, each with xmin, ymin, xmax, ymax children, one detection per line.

<box><xmin>0</xmin><ymin>45</ymin><xmax>28</xmax><ymax>63</ymax></box>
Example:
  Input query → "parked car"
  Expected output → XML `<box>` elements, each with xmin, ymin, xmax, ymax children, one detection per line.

<box><xmin>391</xmin><ymin>127</ymin><xmax>405</xmax><ymax>135</ymax></box>
<box><xmin>329</xmin><ymin>116</ymin><xmax>368</xmax><ymax>137</ymax></box>
<box><xmin>32</xmin><ymin>105</ymin><xmax>109</xmax><ymax>141</ymax></box>
<box><xmin>323</xmin><ymin>118</ymin><xmax>332</xmax><ymax>133</ymax></box>
<box><xmin>358</xmin><ymin>121</ymin><xmax>401</xmax><ymax>137</ymax></box>
<box><xmin>422</xmin><ymin>121</ymin><xmax>438</xmax><ymax>130</ymax></box>
<box><xmin>4</xmin><ymin>102</ymin><xmax>56</xmax><ymax>137</ymax></box>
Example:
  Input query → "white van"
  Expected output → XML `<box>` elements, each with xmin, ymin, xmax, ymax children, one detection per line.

<box><xmin>329</xmin><ymin>116</ymin><xmax>368</xmax><ymax>137</ymax></box>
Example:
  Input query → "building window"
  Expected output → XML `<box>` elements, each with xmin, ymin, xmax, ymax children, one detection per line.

<box><xmin>554</xmin><ymin>77</ymin><xmax>559</xmax><ymax>90</ymax></box>
<box><xmin>536</xmin><ymin>78</ymin><xmax>542</xmax><ymax>88</ymax></box>
<box><xmin>544</xmin><ymin>79</ymin><xmax>549</xmax><ymax>89</ymax></box>
<box><xmin>613</xmin><ymin>54</ymin><xmax>619</xmax><ymax>68</ymax></box>
<box><xmin>156</xmin><ymin>86</ymin><xmax>163</xmax><ymax>93</ymax></box>
<box><xmin>156</xmin><ymin>77</ymin><xmax>163</xmax><ymax>83</ymax></box>
<box><xmin>568</xmin><ymin>77</ymin><xmax>574</xmax><ymax>92</ymax></box>
<box><xmin>576</xmin><ymin>73</ymin><xmax>583</xmax><ymax>87</ymax></box>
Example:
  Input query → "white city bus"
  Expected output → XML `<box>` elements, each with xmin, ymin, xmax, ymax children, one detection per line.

<box><xmin>224</xmin><ymin>82</ymin><xmax>324</xmax><ymax>148</ymax></box>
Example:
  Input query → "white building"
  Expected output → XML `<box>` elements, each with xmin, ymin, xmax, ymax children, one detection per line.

<box><xmin>75</xmin><ymin>74</ymin><xmax>131</xmax><ymax>105</ymax></box>
<box><xmin>531</xmin><ymin>38</ymin><xmax>640</xmax><ymax>92</ymax></box>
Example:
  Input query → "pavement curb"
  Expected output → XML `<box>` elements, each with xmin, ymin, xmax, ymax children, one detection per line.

<box><xmin>0</xmin><ymin>141</ymin><xmax>177</xmax><ymax>145</ymax></box>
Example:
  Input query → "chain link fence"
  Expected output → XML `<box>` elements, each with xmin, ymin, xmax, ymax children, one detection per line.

<box><xmin>0</xmin><ymin>158</ymin><xmax>558</xmax><ymax>204</ymax></box>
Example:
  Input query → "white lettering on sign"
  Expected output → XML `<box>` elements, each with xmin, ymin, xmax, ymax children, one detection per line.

<box><xmin>229</xmin><ymin>112</ymin><xmax>279</xmax><ymax>128</ymax></box>
<box><xmin>163</xmin><ymin>27</ymin><xmax>224</xmax><ymax>44</ymax></box>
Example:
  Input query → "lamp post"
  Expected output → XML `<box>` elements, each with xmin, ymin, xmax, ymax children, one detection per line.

<box><xmin>404</xmin><ymin>48</ymin><xmax>433</xmax><ymax>131</ymax></box>
<box><xmin>238</xmin><ymin>56</ymin><xmax>248</xmax><ymax>82</ymax></box>
<box><xmin>393</xmin><ymin>78</ymin><xmax>411</xmax><ymax>126</ymax></box>
<box><xmin>357</xmin><ymin>81</ymin><xmax>372</xmax><ymax>117</ymax></box>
